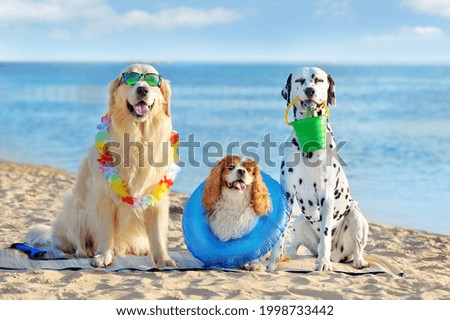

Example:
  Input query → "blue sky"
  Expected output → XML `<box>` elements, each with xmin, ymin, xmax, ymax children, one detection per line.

<box><xmin>1</xmin><ymin>0</ymin><xmax>450</xmax><ymax>63</ymax></box>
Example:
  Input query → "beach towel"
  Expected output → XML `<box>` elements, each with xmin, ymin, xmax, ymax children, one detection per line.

<box><xmin>0</xmin><ymin>246</ymin><xmax>403</xmax><ymax>276</ymax></box>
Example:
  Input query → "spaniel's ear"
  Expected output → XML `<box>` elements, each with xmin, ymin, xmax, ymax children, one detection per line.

<box><xmin>159</xmin><ymin>78</ymin><xmax>172</xmax><ymax>117</ymax></box>
<box><xmin>251</xmin><ymin>166</ymin><xmax>271</xmax><ymax>216</ymax></box>
<box><xmin>108</xmin><ymin>77</ymin><xmax>120</xmax><ymax>111</ymax></box>
<box><xmin>281</xmin><ymin>73</ymin><xmax>293</xmax><ymax>104</ymax></box>
<box><xmin>327</xmin><ymin>74</ymin><xmax>336</xmax><ymax>107</ymax></box>
<box><xmin>202</xmin><ymin>159</ymin><xmax>224</xmax><ymax>214</ymax></box>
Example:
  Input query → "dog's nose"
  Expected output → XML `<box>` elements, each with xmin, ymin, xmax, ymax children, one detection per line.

<box><xmin>136</xmin><ymin>86</ymin><xmax>149</xmax><ymax>96</ymax></box>
<box><xmin>237</xmin><ymin>169</ymin><xmax>245</xmax><ymax>176</ymax></box>
<box><xmin>304</xmin><ymin>87</ymin><xmax>315</xmax><ymax>98</ymax></box>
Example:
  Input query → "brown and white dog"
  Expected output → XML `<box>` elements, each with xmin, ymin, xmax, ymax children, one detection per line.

<box><xmin>25</xmin><ymin>64</ymin><xmax>177</xmax><ymax>268</ymax></box>
<box><xmin>202</xmin><ymin>155</ymin><xmax>271</xmax><ymax>269</ymax></box>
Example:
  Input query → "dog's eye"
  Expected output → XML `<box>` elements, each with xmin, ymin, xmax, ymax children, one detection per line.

<box><xmin>227</xmin><ymin>165</ymin><xmax>235</xmax><ymax>170</ymax></box>
<box><xmin>295</xmin><ymin>78</ymin><xmax>306</xmax><ymax>85</ymax></box>
<box><xmin>246</xmin><ymin>168</ymin><xmax>252</xmax><ymax>173</ymax></box>
<box><xmin>316</xmin><ymin>78</ymin><xmax>324</xmax><ymax>84</ymax></box>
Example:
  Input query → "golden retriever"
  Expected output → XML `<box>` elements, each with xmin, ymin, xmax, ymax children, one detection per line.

<box><xmin>25</xmin><ymin>64</ymin><xmax>177</xmax><ymax>268</ymax></box>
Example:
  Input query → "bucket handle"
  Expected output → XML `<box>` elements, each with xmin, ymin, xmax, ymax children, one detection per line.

<box><xmin>285</xmin><ymin>98</ymin><xmax>330</xmax><ymax>126</ymax></box>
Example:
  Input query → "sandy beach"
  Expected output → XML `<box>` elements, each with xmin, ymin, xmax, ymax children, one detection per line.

<box><xmin>0</xmin><ymin>161</ymin><xmax>449</xmax><ymax>300</ymax></box>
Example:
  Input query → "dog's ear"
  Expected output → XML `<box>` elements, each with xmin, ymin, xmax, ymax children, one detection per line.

<box><xmin>108</xmin><ymin>77</ymin><xmax>120</xmax><ymax>110</ymax></box>
<box><xmin>281</xmin><ymin>73</ymin><xmax>292</xmax><ymax>104</ymax></box>
<box><xmin>327</xmin><ymin>74</ymin><xmax>336</xmax><ymax>107</ymax></box>
<box><xmin>159</xmin><ymin>78</ymin><xmax>172</xmax><ymax>117</ymax></box>
<box><xmin>202</xmin><ymin>158</ymin><xmax>224</xmax><ymax>214</ymax></box>
<box><xmin>251</xmin><ymin>165</ymin><xmax>271</xmax><ymax>216</ymax></box>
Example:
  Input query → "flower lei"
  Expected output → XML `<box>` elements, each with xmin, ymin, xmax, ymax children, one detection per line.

<box><xmin>95</xmin><ymin>114</ymin><xmax>180</xmax><ymax>210</ymax></box>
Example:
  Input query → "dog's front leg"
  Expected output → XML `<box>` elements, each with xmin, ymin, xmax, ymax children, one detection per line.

<box><xmin>315</xmin><ymin>194</ymin><xmax>334</xmax><ymax>271</ymax></box>
<box><xmin>90</xmin><ymin>194</ymin><xmax>117</xmax><ymax>268</ymax></box>
<box><xmin>145</xmin><ymin>198</ymin><xmax>177</xmax><ymax>268</ymax></box>
<box><xmin>266</xmin><ymin>156</ymin><xmax>296</xmax><ymax>272</ymax></box>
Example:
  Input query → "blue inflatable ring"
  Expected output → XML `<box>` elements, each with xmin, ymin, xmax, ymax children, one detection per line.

<box><xmin>183</xmin><ymin>171</ymin><xmax>289</xmax><ymax>268</ymax></box>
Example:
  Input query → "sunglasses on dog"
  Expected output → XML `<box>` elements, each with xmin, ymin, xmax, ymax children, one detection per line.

<box><xmin>122</xmin><ymin>72</ymin><xmax>162</xmax><ymax>87</ymax></box>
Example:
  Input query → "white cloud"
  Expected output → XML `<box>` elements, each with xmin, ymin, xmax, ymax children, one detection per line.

<box><xmin>363</xmin><ymin>25</ymin><xmax>445</xmax><ymax>42</ymax></box>
<box><xmin>315</xmin><ymin>0</ymin><xmax>352</xmax><ymax>19</ymax></box>
<box><xmin>402</xmin><ymin>0</ymin><xmax>450</xmax><ymax>18</ymax></box>
<box><xmin>118</xmin><ymin>7</ymin><xmax>241</xmax><ymax>31</ymax></box>
<box><xmin>0</xmin><ymin>0</ymin><xmax>242</xmax><ymax>37</ymax></box>
<box><xmin>401</xmin><ymin>26</ymin><xmax>444</xmax><ymax>37</ymax></box>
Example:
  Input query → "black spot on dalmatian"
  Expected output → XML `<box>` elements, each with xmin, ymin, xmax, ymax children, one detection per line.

<box><xmin>320</xmin><ymin>198</ymin><xmax>325</xmax><ymax>206</ymax></box>
<box><xmin>340</xmin><ymin>245</ymin><xmax>344</xmax><ymax>253</ymax></box>
<box><xmin>335</xmin><ymin>192</ymin><xmax>341</xmax><ymax>200</ymax></box>
<box><xmin>299</xmin><ymin>178</ymin><xmax>303</xmax><ymax>185</ymax></box>
<box><xmin>317</xmin><ymin>228</ymin><xmax>320</xmax><ymax>232</ymax></box>
<box><xmin>293</xmin><ymin>228</ymin><xmax>296</xmax><ymax>232</ymax></box>
<box><xmin>345</xmin><ymin>194</ymin><xmax>349</xmax><ymax>200</ymax></box>
<box><xmin>311</xmin><ymin>73</ymin><xmax>315</xmax><ymax>79</ymax></box>
<box><xmin>299</xmin><ymin>199</ymin><xmax>304</xmax><ymax>204</ymax></box>
<box><xmin>308</xmin><ymin>200</ymin><xmax>313</xmax><ymax>206</ymax></box>
<box><xmin>285</xmin><ymin>192</ymin><xmax>291</xmax><ymax>199</ymax></box>
<box><xmin>292</xmin><ymin>138</ymin><xmax>299</xmax><ymax>148</ymax></box>
<box><xmin>305</xmin><ymin>215</ymin><xmax>311</xmax><ymax>220</ymax></box>
<box><xmin>335</xmin><ymin>178</ymin><xmax>340</xmax><ymax>190</ymax></box>
<box><xmin>324</xmin><ymin>178</ymin><xmax>328</xmax><ymax>183</ymax></box>
<box><xmin>344</xmin><ymin>225</ymin><xmax>348</xmax><ymax>231</ymax></box>
<box><xmin>281</xmin><ymin>161</ymin><xmax>285</xmax><ymax>169</ymax></box>
<box><xmin>334</xmin><ymin>189</ymin><xmax>339</xmax><ymax>196</ymax></box>
<box><xmin>340</xmin><ymin>256</ymin><xmax>348</xmax><ymax>263</ymax></box>
<box><xmin>332</xmin><ymin>228</ymin><xmax>336</xmax><ymax>236</ymax></box>
<box><xmin>319</xmin><ymin>214</ymin><xmax>322</xmax><ymax>222</ymax></box>
<box><xmin>288</xmin><ymin>168</ymin><xmax>293</xmax><ymax>173</ymax></box>
<box><xmin>307</xmin><ymin>152</ymin><xmax>313</xmax><ymax>159</ymax></box>
<box><xmin>281</xmin><ymin>170</ymin><xmax>284</xmax><ymax>175</ymax></box>
<box><xmin>330</xmin><ymin>144</ymin><xmax>333</xmax><ymax>149</ymax></box>
<box><xmin>301</xmin><ymin>206</ymin><xmax>306</xmax><ymax>212</ymax></box>
<box><xmin>290</xmin><ymin>198</ymin><xmax>294</xmax><ymax>205</ymax></box>
<box><xmin>324</xmin><ymin>228</ymin><xmax>328</xmax><ymax>236</ymax></box>
<box><xmin>333</xmin><ymin>163</ymin><xmax>337</xmax><ymax>168</ymax></box>
<box><xmin>317</xmin><ymin>110</ymin><xmax>323</xmax><ymax>116</ymax></box>
<box><xmin>295</xmin><ymin>78</ymin><xmax>305</xmax><ymax>85</ymax></box>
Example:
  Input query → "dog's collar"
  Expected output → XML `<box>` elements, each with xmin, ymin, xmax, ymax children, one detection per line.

<box><xmin>285</xmin><ymin>97</ymin><xmax>330</xmax><ymax>126</ymax></box>
<box><xmin>95</xmin><ymin>113</ymin><xmax>180</xmax><ymax>210</ymax></box>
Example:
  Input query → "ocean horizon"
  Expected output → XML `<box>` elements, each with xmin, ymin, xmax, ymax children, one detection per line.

<box><xmin>0</xmin><ymin>62</ymin><xmax>449</xmax><ymax>235</ymax></box>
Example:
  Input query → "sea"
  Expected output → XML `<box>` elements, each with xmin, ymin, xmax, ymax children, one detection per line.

<box><xmin>0</xmin><ymin>63</ymin><xmax>449</xmax><ymax>235</ymax></box>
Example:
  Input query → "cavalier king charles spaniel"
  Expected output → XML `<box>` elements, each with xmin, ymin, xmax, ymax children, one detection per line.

<box><xmin>202</xmin><ymin>155</ymin><xmax>271</xmax><ymax>269</ymax></box>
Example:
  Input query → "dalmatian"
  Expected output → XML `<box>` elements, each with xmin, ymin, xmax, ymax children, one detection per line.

<box><xmin>267</xmin><ymin>67</ymin><xmax>369</xmax><ymax>272</ymax></box>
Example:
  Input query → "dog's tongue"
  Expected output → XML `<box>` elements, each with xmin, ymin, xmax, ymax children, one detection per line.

<box><xmin>233</xmin><ymin>181</ymin><xmax>246</xmax><ymax>190</ymax></box>
<box><xmin>134</xmin><ymin>102</ymin><xmax>148</xmax><ymax>116</ymax></box>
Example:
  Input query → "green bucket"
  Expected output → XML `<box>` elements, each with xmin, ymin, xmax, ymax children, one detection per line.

<box><xmin>291</xmin><ymin>115</ymin><xmax>327</xmax><ymax>152</ymax></box>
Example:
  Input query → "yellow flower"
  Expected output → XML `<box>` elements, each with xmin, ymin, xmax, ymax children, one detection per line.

<box><xmin>111</xmin><ymin>180</ymin><xmax>128</xmax><ymax>197</ymax></box>
<box><xmin>153</xmin><ymin>183</ymin><xmax>169</xmax><ymax>201</ymax></box>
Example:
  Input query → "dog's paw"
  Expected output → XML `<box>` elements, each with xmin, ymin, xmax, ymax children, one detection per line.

<box><xmin>155</xmin><ymin>258</ymin><xmax>178</xmax><ymax>269</ymax></box>
<box><xmin>315</xmin><ymin>257</ymin><xmax>333</xmax><ymax>271</ymax></box>
<box><xmin>91</xmin><ymin>253</ymin><xmax>113</xmax><ymax>268</ymax></box>
<box><xmin>266</xmin><ymin>260</ymin><xmax>280</xmax><ymax>272</ymax></box>
<box><xmin>352</xmin><ymin>258</ymin><xmax>369</xmax><ymax>269</ymax></box>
